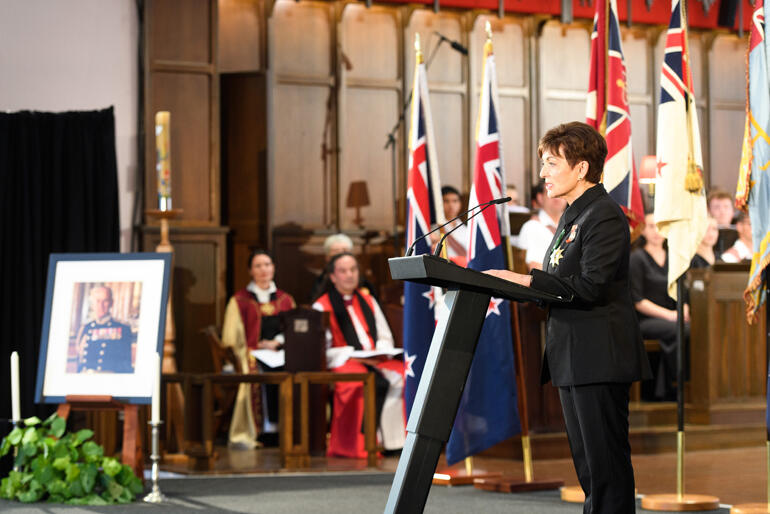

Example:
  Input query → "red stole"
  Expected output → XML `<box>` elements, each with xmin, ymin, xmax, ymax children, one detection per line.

<box><xmin>233</xmin><ymin>288</ymin><xmax>295</xmax><ymax>352</ymax></box>
<box><xmin>314</xmin><ymin>290</ymin><xmax>377</xmax><ymax>350</ymax></box>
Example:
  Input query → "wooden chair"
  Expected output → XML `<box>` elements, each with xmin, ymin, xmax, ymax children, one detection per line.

<box><xmin>630</xmin><ymin>339</ymin><xmax>662</xmax><ymax>403</ymax></box>
<box><xmin>201</xmin><ymin>325</ymin><xmax>240</xmax><ymax>441</ymax></box>
<box><xmin>281</xmin><ymin>308</ymin><xmax>377</xmax><ymax>466</ymax></box>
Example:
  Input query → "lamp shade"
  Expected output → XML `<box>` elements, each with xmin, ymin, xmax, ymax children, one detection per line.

<box><xmin>346</xmin><ymin>180</ymin><xmax>370</xmax><ymax>208</ymax></box>
<box><xmin>638</xmin><ymin>155</ymin><xmax>658</xmax><ymax>185</ymax></box>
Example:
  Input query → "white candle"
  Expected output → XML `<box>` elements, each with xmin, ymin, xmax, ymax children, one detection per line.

<box><xmin>151</xmin><ymin>352</ymin><xmax>161</xmax><ymax>424</ymax></box>
<box><xmin>10</xmin><ymin>351</ymin><xmax>20</xmax><ymax>422</ymax></box>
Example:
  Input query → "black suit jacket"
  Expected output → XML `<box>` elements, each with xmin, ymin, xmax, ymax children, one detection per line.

<box><xmin>530</xmin><ymin>184</ymin><xmax>652</xmax><ymax>387</ymax></box>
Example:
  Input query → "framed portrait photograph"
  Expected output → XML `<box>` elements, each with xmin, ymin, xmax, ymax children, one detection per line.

<box><xmin>35</xmin><ymin>253</ymin><xmax>172</xmax><ymax>404</ymax></box>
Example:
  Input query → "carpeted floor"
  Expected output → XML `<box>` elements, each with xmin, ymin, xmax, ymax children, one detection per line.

<box><xmin>0</xmin><ymin>472</ymin><xmax>729</xmax><ymax>513</ymax></box>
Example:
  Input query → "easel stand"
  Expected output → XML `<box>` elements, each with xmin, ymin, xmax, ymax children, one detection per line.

<box><xmin>145</xmin><ymin>208</ymin><xmax>185</xmax><ymax>458</ymax></box>
<box><xmin>383</xmin><ymin>255</ymin><xmax>567</xmax><ymax>513</ymax></box>
<box><xmin>56</xmin><ymin>395</ymin><xmax>143</xmax><ymax>479</ymax></box>
<box><xmin>731</xmin><ymin>295</ymin><xmax>770</xmax><ymax>514</ymax></box>
<box><xmin>475</xmin><ymin>239</ymin><xmax>564</xmax><ymax>493</ymax></box>
<box><xmin>641</xmin><ymin>277</ymin><xmax>720</xmax><ymax>511</ymax></box>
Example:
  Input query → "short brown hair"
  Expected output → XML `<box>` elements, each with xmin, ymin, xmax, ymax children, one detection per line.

<box><xmin>537</xmin><ymin>122</ymin><xmax>607</xmax><ymax>183</ymax></box>
<box><xmin>707</xmin><ymin>188</ymin><xmax>732</xmax><ymax>206</ymax></box>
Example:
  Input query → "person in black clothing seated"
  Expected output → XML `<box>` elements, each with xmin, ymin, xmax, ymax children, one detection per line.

<box><xmin>691</xmin><ymin>217</ymin><xmax>719</xmax><ymax>269</ymax></box>
<box><xmin>630</xmin><ymin>213</ymin><xmax>689</xmax><ymax>401</ymax></box>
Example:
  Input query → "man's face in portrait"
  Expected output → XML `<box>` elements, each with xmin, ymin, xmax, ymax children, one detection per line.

<box><xmin>91</xmin><ymin>287</ymin><xmax>113</xmax><ymax>319</ymax></box>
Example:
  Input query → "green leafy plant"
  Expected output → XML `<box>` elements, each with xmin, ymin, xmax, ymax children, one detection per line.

<box><xmin>0</xmin><ymin>413</ymin><xmax>144</xmax><ymax>504</ymax></box>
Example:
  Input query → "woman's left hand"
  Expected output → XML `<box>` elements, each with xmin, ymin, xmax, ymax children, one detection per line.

<box><xmin>483</xmin><ymin>269</ymin><xmax>532</xmax><ymax>287</ymax></box>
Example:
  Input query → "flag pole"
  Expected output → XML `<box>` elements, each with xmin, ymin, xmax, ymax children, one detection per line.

<box><xmin>641</xmin><ymin>274</ymin><xmax>720</xmax><ymax>511</ymax></box>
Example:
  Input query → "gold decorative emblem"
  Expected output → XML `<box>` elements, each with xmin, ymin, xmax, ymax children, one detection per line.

<box><xmin>260</xmin><ymin>303</ymin><xmax>276</xmax><ymax>316</ymax></box>
<box><xmin>549</xmin><ymin>247</ymin><xmax>564</xmax><ymax>268</ymax></box>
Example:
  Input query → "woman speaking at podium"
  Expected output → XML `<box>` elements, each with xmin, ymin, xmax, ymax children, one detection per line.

<box><xmin>486</xmin><ymin>121</ymin><xmax>651</xmax><ymax>514</ymax></box>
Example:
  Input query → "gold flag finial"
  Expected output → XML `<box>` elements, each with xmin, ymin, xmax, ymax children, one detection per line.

<box><xmin>415</xmin><ymin>33</ymin><xmax>423</xmax><ymax>64</ymax></box>
<box><xmin>485</xmin><ymin>20</ymin><xmax>492</xmax><ymax>41</ymax></box>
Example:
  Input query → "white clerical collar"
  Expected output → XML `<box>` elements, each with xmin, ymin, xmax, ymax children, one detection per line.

<box><xmin>247</xmin><ymin>281</ymin><xmax>277</xmax><ymax>303</ymax></box>
<box><xmin>343</xmin><ymin>294</ymin><xmax>354</xmax><ymax>301</ymax></box>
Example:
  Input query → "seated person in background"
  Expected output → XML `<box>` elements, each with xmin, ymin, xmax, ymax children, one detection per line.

<box><xmin>690</xmin><ymin>217</ymin><xmax>719</xmax><ymax>268</ymax></box>
<box><xmin>707</xmin><ymin>188</ymin><xmax>738</xmax><ymax>255</ymax></box>
<box><xmin>506</xmin><ymin>184</ymin><xmax>529</xmax><ymax>213</ymax></box>
<box><xmin>310</xmin><ymin>233</ymin><xmax>377</xmax><ymax>302</ymax></box>
<box><xmin>430</xmin><ymin>186</ymin><xmax>468</xmax><ymax>266</ymax></box>
<box><xmin>721</xmin><ymin>211</ymin><xmax>753</xmax><ymax>263</ymax></box>
<box><xmin>630</xmin><ymin>214</ymin><xmax>689</xmax><ymax>401</ymax></box>
<box><xmin>517</xmin><ymin>180</ymin><xmax>566</xmax><ymax>270</ymax></box>
<box><xmin>708</xmin><ymin>188</ymin><xmax>735</xmax><ymax>227</ymax></box>
<box><xmin>222</xmin><ymin>249</ymin><xmax>296</xmax><ymax>448</ymax></box>
<box><xmin>312</xmin><ymin>252</ymin><xmax>405</xmax><ymax>458</ymax></box>
<box><xmin>529</xmin><ymin>181</ymin><xmax>545</xmax><ymax>212</ymax></box>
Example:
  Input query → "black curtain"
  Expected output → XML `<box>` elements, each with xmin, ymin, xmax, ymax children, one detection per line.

<box><xmin>0</xmin><ymin>107</ymin><xmax>120</xmax><ymax>474</ymax></box>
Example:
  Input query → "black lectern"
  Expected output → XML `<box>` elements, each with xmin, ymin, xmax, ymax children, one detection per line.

<box><xmin>384</xmin><ymin>255</ymin><xmax>570</xmax><ymax>514</ymax></box>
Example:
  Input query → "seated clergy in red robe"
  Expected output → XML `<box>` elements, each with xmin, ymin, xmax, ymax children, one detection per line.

<box><xmin>222</xmin><ymin>249</ymin><xmax>296</xmax><ymax>448</ymax></box>
<box><xmin>312</xmin><ymin>252</ymin><xmax>405</xmax><ymax>458</ymax></box>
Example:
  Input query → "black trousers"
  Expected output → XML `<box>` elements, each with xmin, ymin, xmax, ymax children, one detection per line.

<box><xmin>639</xmin><ymin>318</ymin><xmax>690</xmax><ymax>400</ymax></box>
<box><xmin>559</xmin><ymin>383</ymin><xmax>636</xmax><ymax>514</ymax></box>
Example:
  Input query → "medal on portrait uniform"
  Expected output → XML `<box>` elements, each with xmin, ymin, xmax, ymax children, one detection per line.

<box><xmin>260</xmin><ymin>303</ymin><xmax>275</xmax><ymax>316</ymax></box>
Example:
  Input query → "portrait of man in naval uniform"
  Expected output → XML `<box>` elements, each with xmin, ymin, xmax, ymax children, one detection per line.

<box><xmin>73</xmin><ymin>284</ymin><xmax>137</xmax><ymax>374</ymax></box>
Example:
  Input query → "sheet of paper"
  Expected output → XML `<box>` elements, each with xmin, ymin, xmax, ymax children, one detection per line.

<box><xmin>350</xmin><ymin>348</ymin><xmax>404</xmax><ymax>359</ymax></box>
<box><xmin>250</xmin><ymin>349</ymin><xmax>285</xmax><ymax>368</ymax></box>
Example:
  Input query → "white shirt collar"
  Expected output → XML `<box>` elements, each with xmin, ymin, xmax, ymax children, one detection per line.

<box><xmin>247</xmin><ymin>281</ymin><xmax>277</xmax><ymax>303</ymax></box>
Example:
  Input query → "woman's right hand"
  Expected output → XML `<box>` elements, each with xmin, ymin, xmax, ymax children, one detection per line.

<box><xmin>258</xmin><ymin>339</ymin><xmax>282</xmax><ymax>351</ymax></box>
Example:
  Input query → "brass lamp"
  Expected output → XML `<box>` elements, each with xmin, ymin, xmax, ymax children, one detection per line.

<box><xmin>346</xmin><ymin>180</ymin><xmax>370</xmax><ymax>228</ymax></box>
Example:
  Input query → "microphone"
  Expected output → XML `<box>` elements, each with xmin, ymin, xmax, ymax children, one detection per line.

<box><xmin>433</xmin><ymin>197</ymin><xmax>510</xmax><ymax>257</ymax></box>
<box><xmin>405</xmin><ymin>196</ymin><xmax>510</xmax><ymax>257</ymax></box>
<box><xmin>434</xmin><ymin>31</ymin><xmax>468</xmax><ymax>56</ymax></box>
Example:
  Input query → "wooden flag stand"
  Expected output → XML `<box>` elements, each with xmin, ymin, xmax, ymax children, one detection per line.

<box><xmin>474</xmin><ymin>239</ymin><xmax>563</xmax><ymax>493</ymax></box>
<box><xmin>146</xmin><ymin>208</ymin><xmax>186</xmax><ymax>462</ymax></box>
<box><xmin>57</xmin><ymin>395</ymin><xmax>143</xmax><ymax>479</ymax></box>
<box><xmin>432</xmin><ymin>457</ymin><xmax>501</xmax><ymax>486</ymax></box>
<box><xmin>641</xmin><ymin>277</ymin><xmax>719</xmax><ymax>511</ymax></box>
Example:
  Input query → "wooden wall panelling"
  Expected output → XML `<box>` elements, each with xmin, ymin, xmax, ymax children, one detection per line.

<box><xmin>708</xmin><ymin>33</ymin><xmax>746</xmax><ymax>192</ymax></box>
<box><xmin>688</xmin><ymin>267</ymin><xmax>766</xmax><ymax>425</ymax></box>
<box><xmin>142</xmin><ymin>227</ymin><xmax>228</xmax><ymax>373</ymax></box>
<box><xmin>144</xmin><ymin>0</ymin><xmax>227</xmax><ymax>375</ymax></box>
<box><xmin>406</xmin><ymin>11</ymin><xmax>469</xmax><ymax>194</ymax></box>
<box><xmin>623</xmin><ymin>27</ymin><xmax>653</xmax><ymax>165</ymax></box>
<box><xmin>269</xmin><ymin>0</ymin><xmax>337</xmax><ymax>230</ymax></box>
<box><xmin>221</xmin><ymin>73</ymin><xmax>269</xmax><ymax>295</ymax></box>
<box><xmin>145</xmin><ymin>0</ymin><xmax>219</xmax><ymax>226</ymax></box>
<box><xmin>470</xmin><ymin>15</ymin><xmax>531</xmax><ymax>201</ymax></box>
<box><xmin>340</xmin><ymin>5</ymin><xmax>402</xmax><ymax>233</ymax></box>
<box><xmin>537</xmin><ymin>21</ymin><xmax>591</xmax><ymax>141</ymax></box>
<box><xmin>218</xmin><ymin>0</ymin><xmax>265</xmax><ymax>73</ymax></box>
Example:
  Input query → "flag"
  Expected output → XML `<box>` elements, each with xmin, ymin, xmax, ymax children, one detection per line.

<box><xmin>654</xmin><ymin>0</ymin><xmax>708</xmax><ymax>300</ymax></box>
<box><xmin>586</xmin><ymin>0</ymin><xmax>644</xmax><ymax>235</ymax></box>
<box><xmin>403</xmin><ymin>37</ymin><xmax>445</xmax><ymax>419</ymax></box>
<box><xmin>736</xmin><ymin>0</ymin><xmax>770</xmax><ymax>324</ymax></box>
<box><xmin>444</xmin><ymin>32</ymin><xmax>520</xmax><ymax>466</ymax></box>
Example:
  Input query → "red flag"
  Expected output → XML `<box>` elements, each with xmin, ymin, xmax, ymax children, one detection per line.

<box><xmin>586</xmin><ymin>0</ymin><xmax>644</xmax><ymax>236</ymax></box>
